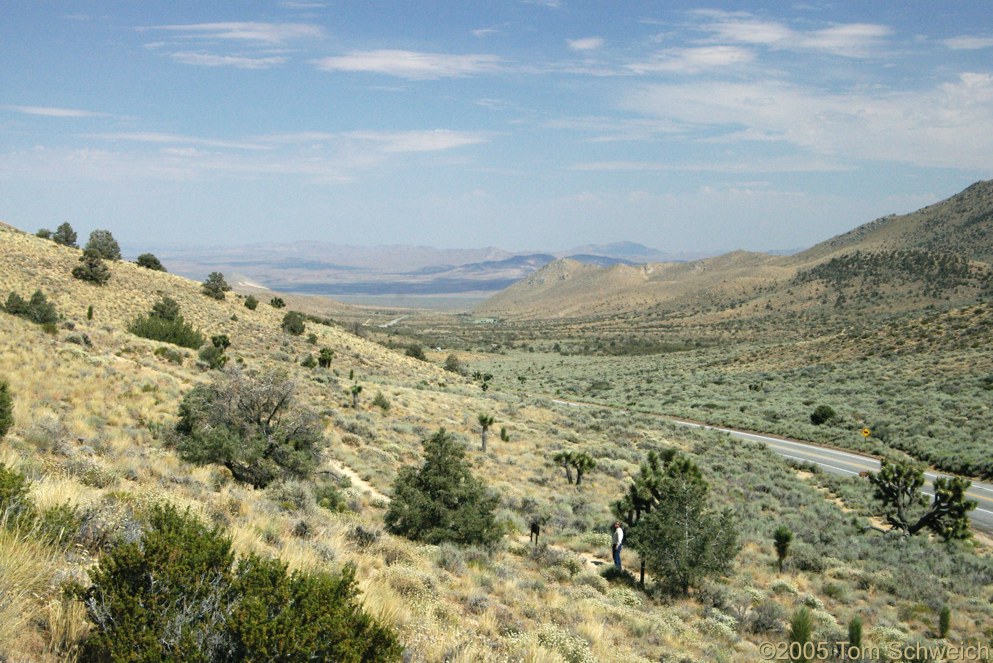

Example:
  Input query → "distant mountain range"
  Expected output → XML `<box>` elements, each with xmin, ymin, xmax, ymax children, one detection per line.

<box><xmin>477</xmin><ymin>180</ymin><xmax>993</xmax><ymax>320</ymax></box>
<box><xmin>154</xmin><ymin>240</ymin><xmax>702</xmax><ymax>298</ymax></box>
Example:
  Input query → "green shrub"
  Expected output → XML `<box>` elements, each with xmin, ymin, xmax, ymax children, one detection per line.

<box><xmin>405</xmin><ymin>344</ymin><xmax>426</xmax><ymax>360</ymax></box>
<box><xmin>198</xmin><ymin>344</ymin><xmax>228</xmax><ymax>370</ymax></box>
<box><xmin>301</xmin><ymin>354</ymin><xmax>317</xmax><ymax>369</ymax></box>
<box><xmin>244</xmin><ymin>295</ymin><xmax>259</xmax><ymax>310</ymax></box>
<box><xmin>385</xmin><ymin>428</ymin><xmax>500</xmax><ymax>546</ymax></box>
<box><xmin>810</xmin><ymin>405</ymin><xmax>836</xmax><ymax>426</ymax></box>
<box><xmin>202</xmin><ymin>272</ymin><xmax>230</xmax><ymax>300</ymax></box>
<box><xmin>154</xmin><ymin>346</ymin><xmax>184</xmax><ymax>364</ymax></box>
<box><xmin>52</xmin><ymin>222</ymin><xmax>77</xmax><ymax>247</ymax></box>
<box><xmin>0</xmin><ymin>380</ymin><xmax>14</xmax><ymax>439</ymax></box>
<box><xmin>174</xmin><ymin>368</ymin><xmax>325</xmax><ymax>488</ymax></box>
<box><xmin>77</xmin><ymin>503</ymin><xmax>399</xmax><ymax>661</ymax></box>
<box><xmin>281</xmin><ymin>311</ymin><xmax>306</xmax><ymax>336</ymax></box>
<box><xmin>372</xmin><ymin>391</ymin><xmax>391</xmax><ymax>412</ymax></box>
<box><xmin>0</xmin><ymin>463</ymin><xmax>33</xmax><ymax>525</ymax></box>
<box><xmin>72</xmin><ymin>248</ymin><xmax>111</xmax><ymax>285</ymax></box>
<box><xmin>4</xmin><ymin>290</ymin><xmax>59</xmax><ymax>325</ymax></box>
<box><xmin>36</xmin><ymin>228</ymin><xmax>52</xmax><ymax>239</ymax></box>
<box><xmin>84</xmin><ymin>230</ymin><xmax>121</xmax><ymax>261</ymax></box>
<box><xmin>135</xmin><ymin>253</ymin><xmax>166</xmax><ymax>271</ymax></box>
<box><xmin>270</xmin><ymin>297</ymin><xmax>286</xmax><ymax>309</ymax></box>
<box><xmin>129</xmin><ymin>298</ymin><xmax>205</xmax><ymax>349</ymax></box>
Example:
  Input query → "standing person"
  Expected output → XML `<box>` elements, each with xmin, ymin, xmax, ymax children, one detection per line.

<box><xmin>611</xmin><ymin>521</ymin><xmax>624</xmax><ymax>570</ymax></box>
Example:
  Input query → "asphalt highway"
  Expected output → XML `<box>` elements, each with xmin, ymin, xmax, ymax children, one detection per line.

<box><xmin>549</xmin><ymin>399</ymin><xmax>993</xmax><ymax>534</ymax></box>
<box><xmin>674</xmin><ymin>420</ymin><xmax>993</xmax><ymax>534</ymax></box>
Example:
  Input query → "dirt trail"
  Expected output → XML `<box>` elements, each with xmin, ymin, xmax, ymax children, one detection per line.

<box><xmin>325</xmin><ymin>458</ymin><xmax>391</xmax><ymax>503</ymax></box>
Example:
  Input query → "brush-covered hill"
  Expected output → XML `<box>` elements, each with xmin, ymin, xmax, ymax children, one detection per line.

<box><xmin>4</xmin><ymin>221</ymin><xmax>993</xmax><ymax>662</ymax></box>
<box><xmin>477</xmin><ymin>180</ymin><xmax>993</xmax><ymax>323</ymax></box>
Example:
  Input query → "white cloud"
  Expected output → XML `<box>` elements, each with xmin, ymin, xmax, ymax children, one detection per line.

<box><xmin>3</xmin><ymin>105</ymin><xmax>107</xmax><ymax>118</ymax></box>
<box><xmin>169</xmin><ymin>51</ymin><xmax>289</xmax><ymax>69</ymax></box>
<box><xmin>345</xmin><ymin>130</ymin><xmax>488</xmax><ymax>152</ymax></box>
<box><xmin>314</xmin><ymin>50</ymin><xmax>501</xmax><ymax>79</ymax></box>
<box><xmin>944</xmin><ymin>35</ymin><xmax>993</xmax><ymax>50</ymax></box>
<box><xmin>88</xmin><ymin>132</ymin><xmax>272</xmax><ymax>151</ymax></box>
<box><xmin>567</xmin><ymin>37</ymin><xmax>603</xmax><ymax>51</ymax></box>
<box><xmin>691</xmin><ymin>10</ymin><xmax>890</xmax><ymax>57</ymax></box>
<box><xmin>140</xmin><ymin>22</ymin><xmax>323</xmax><ymax>44</ymax></box>
<box><xmin>627</xmin><ymin>46</ymin><xmax>754</xmax><ymax>74</ymax></box>
<box><xmin>619</xmin><ymin>72</ymin><xmax>993</xmax><ymax>170</ymax></box>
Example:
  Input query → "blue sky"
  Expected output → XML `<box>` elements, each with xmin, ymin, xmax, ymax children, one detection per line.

<box><xmin>2</xmin><ymin>1</ymin><xmax>992</xmax><ymax>254</ymax></box>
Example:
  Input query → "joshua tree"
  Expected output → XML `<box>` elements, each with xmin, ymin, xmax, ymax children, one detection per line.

<box><xmin>553</xmin><ymin>450</ymin><xmax>575</xmax><ymax>484</ymax></box>
<box><xmin>572</xmin><ymin>452</ymin><xmax>596</xmax><ymax>486</ymax></box>
<box><xmin>478</xmin><ymin>413</ymin><xmax>495</xmax><ymax>452</ymax></box>
<box><xmin>350</xmin><ymin>384</ymin><xmax>363</xmax><ymax>408</ymax></box>
<box><xmin>773</xmin><ymin>525</ymin><xmax>793</xmax><ymax>573</ymax></box>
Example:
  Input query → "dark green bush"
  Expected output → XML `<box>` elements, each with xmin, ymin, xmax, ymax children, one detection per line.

<box><xmin>129</xmin><ymin>298</ymin><xmax>204</xmax><ymax>349</ymax></box>
<box><xmin>0</xmin><ymin>380</ymin><xmax>14</xmax><ymax>439</ymax></box>
<box><xmin>244</xmin><ymin>295</ymin><xmax>259</xmax><ymax>310</ymax></box>
<box><xmin>77</xmin><ymin>504</ymin><xmax>399</xmax><ymax>662</ymax></box>
<box><xmin>72</xmin><ymin>248</ymin><xmax>111</xmax><ymax>285</ymax></box>
<box><xmin>281</xmin><ymin>311</ymin><xmax>306</xmax><ymax>336</ymax></box>
<box><xmin>198</xmin><ymin>344</ymin><xmax>228</xmax><ymax>370</ymax></box>
<box><xmin>0</xmin><ymin>462</ymin><xmax>32</xmax><ymax>525</ymax></box>
<box><xmin>52</xmin><ymin>222</ymin><xmax>77</xmax><ymax>247</ymax></box>
<box><xmin>810</xmin><ymin>404</ymin><xmax>837</xmax><ymax>426</ymax></box>
<box><xmin>269</xmin><ymin>297</ymin><xmax>286</xmax><ymax>309</ymax></box>
<box><xmin>85</xmin><ymin>230</ymin><xmax>121</xmax><ymax>261</ymax></box>
<box><xmin>202</xmin><ymin>272</ymin><xmax>230</xmax><ymax>300</ymax></box>
<box><xmin>4</xmin><ymin>290</ymin><xmax>59</xmax><ymax>325</ymax></box>
<box><xmin>135</xmin><ymin>253</ymin><xmax>166</xmax><ymax>271</ymax></box>
<box><xmin>405</xmin><ymin>344</ymin><xmax>426</xmax><ymax>360</ymax></box>
<box><xmin>385</xmin><ymin>428</ymin><xmax>500</xmax><ymax>546</ymax></box>
<box><xmin>153</xmin><ymin>346</ymin><xmax>184</xmax><ymax>364</ymax></box>
<box><xmin>174</xmin><ymin>369</ymin><xmax>324</xmax><ymax>488</ymax></box>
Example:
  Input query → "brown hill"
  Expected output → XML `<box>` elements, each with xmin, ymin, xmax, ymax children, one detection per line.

<box><xmin>478</xmin><ymin>180</ymin><xmax>993</xmax><ymax>321</ymax></box>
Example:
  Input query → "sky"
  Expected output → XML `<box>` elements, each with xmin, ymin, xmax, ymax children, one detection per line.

<box><xmin>2</xmin><ymin>1</ymin><xmax>992</xmax><ymax>255</ymax></box>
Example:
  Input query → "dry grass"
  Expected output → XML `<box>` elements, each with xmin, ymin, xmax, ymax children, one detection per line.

<box><xmin>3</xmin><ymin>223</ymin><xmax>993</xmax><ymax>661</ymax></box>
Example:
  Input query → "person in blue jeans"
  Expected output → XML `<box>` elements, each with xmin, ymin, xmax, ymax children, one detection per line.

<box><xmin>611</xmin><ymin>521</ymin><xmax>624</xmax><ymax>570</ymax></box>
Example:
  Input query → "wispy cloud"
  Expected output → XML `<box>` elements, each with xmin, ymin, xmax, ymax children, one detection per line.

<box><xmin>169</xmin><ymin>51</ymin><xmax>289</xmax><ymax>69</ymax></box>
<box><xmin>567</xmin><ymin>37</ymin><xmax>603</xmax><ymax>51</ymax></box>
<box><xmin>692</xmin><ymin>10</ymin><xmax>890</xmax><ymax>57</ymax></box>
<box><xmin>3</xmin><ymin>105</ymin><xmax>108</xmax><ymax>118</ymax></box>
<box><xmin>619</xmin><ymin>72</ymin><xmax>993</xmax><ymax>169</ymax></box>
<box><xmin>88</xmin><ymin>132</ymin><xmax>272</xmax><ymax>151</ymax></box>
<box><xmin>944</xmin><ymin>35</ymin><xmax>993</xmax><ymax>50</ymax></box>
<box><xmin>627</xmin><ymin>46</ymin><xmax>754</xmax><ymax>74</ymax></box>
<box><xmin>139</xmin><ymin>21</ymin><xmax>323</xmax><ymax>44</ymax></box>
<box><xmin>345</xmin><ymin>130</ymin><xmax>488</xmax><ymax>152</ymax></box>
<box><xmin>314</xmin><ymin>50</ymin><xmax>501</xmax><ymax>79</ymax></box>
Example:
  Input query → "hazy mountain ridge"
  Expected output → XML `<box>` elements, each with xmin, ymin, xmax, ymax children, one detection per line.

<box><xmin>151</xmin><ymin>242</ymin><xmax>670</xmax><ymax>298</ymax></box>
<box><xmin>478</xmin><ymin>181</ymin><xmax>993</xmax><ymax>320</ymax></box>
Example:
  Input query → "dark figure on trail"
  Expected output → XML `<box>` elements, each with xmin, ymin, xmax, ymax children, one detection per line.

<box><xmin>530</xmin><ymin>521</ymin><xmax>540</xmax><ymax>545</ymax></box>
<box><xmin>611</xmin><ymin>521</ymin><xmax>624</xmax><ymax>570</ymax></box>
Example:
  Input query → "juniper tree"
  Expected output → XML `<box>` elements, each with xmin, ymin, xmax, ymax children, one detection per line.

<box><xmin>85</xmin><ymin>230</ymin><xmax>122</xmax><ymax>260</ymax></box>
<box><xmin>136</xmin><ymin>253</ymin><xmax>166</xmax><ymax>271</ymax></box>
<box><xmin>72</xmin><ymin>248</ymin><xmax>111</xmax><ymax>285</ymax></box>
<box><xmin>52</xmin><ymin>222</ymin><xmax>77</xmax><ymax>247</ymax></box>
<box><xmin>202</xmin><ymin>272</ymin><xmax>230</xmax><ymax>300</ymax></box>
<box><xmin>384</xmin><ymin>428</ymin><xmax>500</xmax><ymax>546</ymax></box>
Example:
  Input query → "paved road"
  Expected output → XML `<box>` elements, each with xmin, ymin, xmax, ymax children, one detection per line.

<box><xmin>673</xmin><ymin>420</ymin><xmax>993</xmax><ymax>534</ymax></box>
<box><xmin>549</xmin><ymin>399</ymin><xmax>993</xmax><ymax>533</ymax></box>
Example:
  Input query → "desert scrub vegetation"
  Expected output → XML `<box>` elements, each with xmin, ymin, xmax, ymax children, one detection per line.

<box><xmin>128</xmin><ymin>296</ymin><xmax>206</xmax><ymax>349</ymax></box>
<box><xmin>77</xmin><ymin>502</ymin><xmax>400</xmax><ymax>661</ymax></box>
<box><xmin>172</xmin><ymin>367</ymin><xmax>325</xmax><ymax>488</ymax></box>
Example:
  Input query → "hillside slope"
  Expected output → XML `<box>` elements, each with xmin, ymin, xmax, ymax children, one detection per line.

<box><xmin>477</xmin><ymin>180</ymin><xmax>993</xmax><ymax>322</ymax></box>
